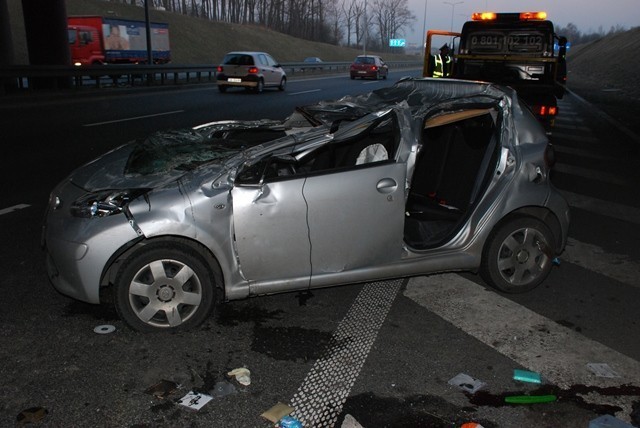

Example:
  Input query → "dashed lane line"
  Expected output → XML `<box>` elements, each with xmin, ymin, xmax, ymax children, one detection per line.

<box><xmin>290</xmin><ymin>279</ymin><xmax>403</xmax><ymax>427</ymax></box>
<box><xmin>405</xmin><ymin>274</ymin><xmax>640</xmax><ymax>420</ymax></box>
<box><xmin>0</xmin><ymin>204</ymin><xmax>31</xmax><ymax>216</ymax></box>
<box><xmin>83</xmin><ymin>110</ymin><xmax>184</xmax><ymax>127</ymax></box>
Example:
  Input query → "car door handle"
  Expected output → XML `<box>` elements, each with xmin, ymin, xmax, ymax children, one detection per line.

<box><xmin>376</xmin><ymin>178</ymin><xmax>397</xmax><ymax>194</ymax></box>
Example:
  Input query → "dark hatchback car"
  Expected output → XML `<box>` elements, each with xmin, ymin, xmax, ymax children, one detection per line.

<box><xmin>350</xmin><ymin>55</ymin><xmax>388</xmax><ymax>80</ymax></box>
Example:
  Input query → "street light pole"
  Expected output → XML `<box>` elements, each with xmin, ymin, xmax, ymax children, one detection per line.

<box><xmin>444</xmin><ymin>1</ymin><xmax>463</xmax><ymax>32</ymax></box>
<box><xmin>421</xmin><ymin>0</ymin><xmax>429</xmax><ymax>52</ymax></box>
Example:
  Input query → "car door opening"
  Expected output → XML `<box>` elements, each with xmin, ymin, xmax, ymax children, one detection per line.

<box><xmin>405</xmin><ymin>109</ymin><xmax>499</xmax><ymax>249</ymax></box>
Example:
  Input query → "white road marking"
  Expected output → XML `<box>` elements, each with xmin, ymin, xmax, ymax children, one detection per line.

<box><xmin>554</xmin><ymin>164</ymin><xmax>627</xmax><ymax>186</ymax></box>
<box><xmin>83</xmin><ymin>110</ymin><xmax>184</xmax><ymax>127</ymax></box>
<box><xmin>405</xmin><ymin>274</ymin><xmax>640</xmax><ymax>419</ymax></box>
<box><xmin>288</xmin><ymin>89</ymin><xmax>322</xmax><ymax>96</ymax></box>
<box><xmin>0</xmin><ymin>204</ymin><xmax>31</xmax><ymax>216</ymax></box>
<box><xmin>562</xmin><ymin>238</ymin><xmax>640</xmax><ymax>288</ymax></box>
<box><xmin>561</xmin><ymin>190</ymin><xmax>640</xmax><ymax>225</ymax></box>
<box><xmin>290</xmin><ymin>279</ymin><xmax>403</xmax><ymax>427</ymax></box>
<box><xmin>553</xmin><ymin>145</ymin><xmax>619</xmax><ymax>162</ymax></box>
<box><xmin>551</xmin><ymin>131</ymin><xmax>599</xmax><ymax>143</ymax></box>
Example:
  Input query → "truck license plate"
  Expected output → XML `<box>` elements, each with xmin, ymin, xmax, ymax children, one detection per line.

<box><xmin>228</xmin><ymin>78</ymin><xmax>242</xmax><ymax>83</ymax></box>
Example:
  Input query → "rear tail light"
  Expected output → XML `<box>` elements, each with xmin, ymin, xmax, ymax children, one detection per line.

<box><xmin>537</xmin><ymin>105</ymin><xmax>558</xmax><ymax>117</ymax></box>
<box><xmin>248</xmin><ymin>66</ymin><xmax>259</xmax><ymax>74</ymax></box>
<box><xmin>217</xmin><ymin>65</ymin><xmax>223</xmax><ymax>72</ymax></box>
<box><xmin>371</xmin><ymin>66</ymin><xmax>378</xmax><ymax>71</ymax></box>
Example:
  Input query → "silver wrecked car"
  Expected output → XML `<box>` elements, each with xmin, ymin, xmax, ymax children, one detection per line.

<box><xmin>43</xmin><ymin>78</ymin><xmax>569</xmax><ymax>332</ymax></box>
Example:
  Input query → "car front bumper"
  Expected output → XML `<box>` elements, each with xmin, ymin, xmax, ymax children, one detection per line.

<box><xmin>43</xmin><ymin>181</ymin><xmax>141</xmax><ymax>304</ymax></box>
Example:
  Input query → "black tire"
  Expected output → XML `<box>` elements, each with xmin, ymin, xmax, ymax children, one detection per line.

<box><xmin>114</xmin><ymin>244</ymin><xmax>216</xmax><ymax>332</ymax></box>
<box><xmin>255</xmin><ymin>78</ymin><xmax>264</xmax><ymax>93</ymax></box>
<box><xmin>480</xmin><ymin>216</ymin><xmax>555</xmax><ymax>293</ymax></box>
<box><xmin>350</xmin><ymin>75</ymin><xmax>355</xmax><ymax>80</ymax></box>
<box><xmin>278</xmin><ymin>77</ymin><xmax>287</xmax><ymax>91</ymax></box>
<box><xmin>383</xmin><ymin>72</ymin><xmax>387</xmax><ymax>80</ymax></box>
<box><xmin>218</xmin><ymin>85</ymin><xmax>227</xmax><ymax>93</ymax></box>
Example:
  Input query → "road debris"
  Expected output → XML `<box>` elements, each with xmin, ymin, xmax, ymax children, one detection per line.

<box><xmin>177</xmin><ymin>391</ymin><xmax>213</xmax><ymax>411</ymax></box>
<box><xmin>227</xmin><ymin>367</ymin><xmax>251</xmax><ymax>386</ymax></box>
<box><xmin>588</xmin><ymin>414</ymin><xmax>635</xmax><ymax>428</ymax></box>
<box><xmin>16</xmin><ymin>407</ymin><xmax>48</xmax><ymax>425</ymax></box>
<box><xmin>278</xmin><ymin>415</ymin><xmax>303</xmax><ymax>427</ymax></box>
<box><xmin>587</xmin><ymin>363</ymin><xmax>621</xmax><ymax>378</ymax></box>
<box><xmin>513</xmin><ymin>369</ymin><xmax>542</xmax><ymax>384</ymax></box>
<box><xmin>448</xmin><ymin>373</ymin><xmax>486</xmax><ymax>394</ymax></box>
<box><xmin>341</xmin><ymin>414</ymin><xmax>364</xmax><ymax>428</ymax></box>
<box><xmin>144</xmin><ymin>379</ymin><xmax>180</xmax><ymax>399</ymax></box>
<box><xmin>210</xmin><ymin>380</ymin><xmax>237</xmax><ymax>398</ymax></box>
<box><xmin>93</xmin><ymin>324</ymin><xmax>116</xmax><ymax>334</ymax></box>
<box><xmin>261</xmin><ymin>402</ymin><xmax>295</xmax><ymax>423</ymax></box>
<box><xmin>504</xmin><ymin>394</ymin><xmax>557</xmax><ymax>404</ymax></box>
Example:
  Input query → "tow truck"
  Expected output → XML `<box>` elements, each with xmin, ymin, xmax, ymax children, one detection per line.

<box><xmin>423</xmin><ymin>11</ymin><xmax>567</xmax><ymax>134</ymax></box>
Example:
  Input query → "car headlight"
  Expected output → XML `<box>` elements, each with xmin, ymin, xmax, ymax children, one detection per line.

<box><xmin>70</xmin><ymin>189</ymin><xmax>149</xmax><ymax>218</ymax></box>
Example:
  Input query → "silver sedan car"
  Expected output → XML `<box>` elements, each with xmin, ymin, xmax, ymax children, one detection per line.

<box><xmin>43</xmin><ymin>78</ymin><xmax>570</xmax><ymax>332</ymax></box>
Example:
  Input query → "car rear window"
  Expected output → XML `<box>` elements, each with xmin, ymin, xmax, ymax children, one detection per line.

<box><xmin>223</xmin><ymin>54</ymin><xmax>255</xmax><ymax>66</ymax></box>
<box><xmin>355</xmin><ymin>57</ymin><xmax>375</xmax><ymax>64</ymax></box>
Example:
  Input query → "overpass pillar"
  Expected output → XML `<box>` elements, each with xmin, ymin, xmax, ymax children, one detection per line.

<box><xmin>21</xmin><ymin>0</ymin><xmax>71</xmax><ymax>89</ymax></box>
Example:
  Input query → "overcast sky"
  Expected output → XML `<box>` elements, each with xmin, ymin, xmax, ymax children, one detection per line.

<box><xmin>403</xmin><ymin>0</ymin><xmax>640</xmax><ymax>45</ymax></box>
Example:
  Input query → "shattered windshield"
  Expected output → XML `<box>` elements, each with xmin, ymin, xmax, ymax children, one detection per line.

<box><xmin>124</xmin><ymin>130</ymin><xmax>247</xmax><ymax>176</ymax></box>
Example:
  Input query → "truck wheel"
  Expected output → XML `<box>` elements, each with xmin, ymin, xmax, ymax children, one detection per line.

<box><xmin>114</xmin><ymin>244</ymin><xmax>216</xmax><ymax>332</ymax></box>
<box><xmin>480</xmin><ymin>216</ymin><xmax>555</xmax><ymax>294</ymax></box>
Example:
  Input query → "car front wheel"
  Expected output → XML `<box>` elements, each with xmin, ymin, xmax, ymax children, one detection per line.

<box><xmin>114</xmin><ymin>244</ymin><xmax>215</xmax><ymax>332</ymax></box>
<box><xmin>278</xmin><ymin>77</ymin><xmax>286</xmax><ymax>91</ymax></box>
<box><xmin>480</xmin><ymin>216</ymin><xmax>555</xmax><ymax>293</ymax></box>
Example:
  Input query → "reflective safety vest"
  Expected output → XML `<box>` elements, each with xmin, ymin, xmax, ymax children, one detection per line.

<box><xmin>433</xmin><ymin>54</ymin><xmax>452</xmax><ymax>78</ymax></box>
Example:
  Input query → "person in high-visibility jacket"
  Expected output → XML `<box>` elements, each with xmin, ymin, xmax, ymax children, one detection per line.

<box><xmin>432</xmin><ymin>44</ymin><xmax>452</xmax><ymax>78</ymax></box>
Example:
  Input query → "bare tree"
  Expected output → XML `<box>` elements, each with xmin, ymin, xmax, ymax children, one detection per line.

<box><xmin>372</xmin><ymin>0</ymin><xmax>414</xmax><ymax>52</ymax></box>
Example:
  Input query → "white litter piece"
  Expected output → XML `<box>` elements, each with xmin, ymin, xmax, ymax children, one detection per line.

<box><xmin>177</xmin><ymin>391</ymin><xmax>213</xmax><ymax>411</ymax></box>
<box><xmin>227</xmin><ymin>367</ymin><xmax>251</xmax><ymax>386</ymax></box>
<box><xmin>586</xmin><ymin>363</ymin><xmax>621</xmax><ymax>378</ymax></box>
<box><xmin>448</xmin><ymin>373</ymin><xmax>486</xmax><ymax>394</ymax></box>
<box><xmin>93</xmin><ymin>325</ymin><xmax>115</xmax><ymax>334</ymax></box>
<box><xmin>341</xmin><ymin>414</ymin><xmax>364</xmax><ymax>428</ymax></box>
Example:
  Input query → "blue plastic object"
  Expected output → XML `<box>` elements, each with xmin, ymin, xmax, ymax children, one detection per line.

<box><xmin>513</xmin><ymin>369</ymin><xmax>542</xmax><ymax>384</ymax></box>
<box><xmin>279</xmin><ymin>415</ymin><xmax>303</xmax><ymax>428</ymax></box>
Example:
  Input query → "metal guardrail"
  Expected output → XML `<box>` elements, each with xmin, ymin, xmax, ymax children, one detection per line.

<box><xmin>0</xmin><ymin>61</ymin><xmax>422</xmax><ymax>95</ymax></box>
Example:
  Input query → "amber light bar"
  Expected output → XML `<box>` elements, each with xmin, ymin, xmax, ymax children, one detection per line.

<box><xmin>471</xmin><ymin>11</ymin><xmax>548</xmax><ymax>21</ymax></box>
<box><xmin>520</xmin><ymin>11</ymin><xmax>547</xmax><ymax>20</ymax></box>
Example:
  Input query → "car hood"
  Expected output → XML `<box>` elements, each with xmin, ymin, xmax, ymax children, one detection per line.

<box><xmin>69</xmin><ymin>129</ymin><xmax>245</xmax><ymax>191</ymax></box>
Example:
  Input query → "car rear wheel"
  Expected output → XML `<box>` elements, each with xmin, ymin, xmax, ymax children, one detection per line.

<box><xmin>278</xmin><ymin>77</ymin><xmax>287</xmax><ymax>91</ymax></box>
<box><xmin>480</xmin><ymin>216</ymin><xmax>555</xmax><ymax>294</ymax></box>
<box><xmin>114</xmin><ymin>244</ymin><xmax>215</xmax><ymax>332</ymax></box>
<box><xmin>218</xmin><ymin>85</ymin><xmax>227</xmax><ymax>93</ymax></box>
<box><xmin>255</xmin><ymin>78</ymin><xmax>264</xmax><ymax>93</ymax></box>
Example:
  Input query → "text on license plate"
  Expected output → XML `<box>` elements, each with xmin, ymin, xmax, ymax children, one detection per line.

<box><xmin>358</xmin><ymin>71</ymin><xmax>367</xmax><ymax>74</ymax></box>
<box><xmin>228</xmin><ymin>78</ymin><xmax>242</xmax><ymax>82</ymax></box>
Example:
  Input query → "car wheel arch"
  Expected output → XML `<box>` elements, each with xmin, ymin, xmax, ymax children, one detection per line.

<box><xmin>100</xmin><ymin>236</ymin><xmax>225</xmax><ymax>302</ymax></box>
